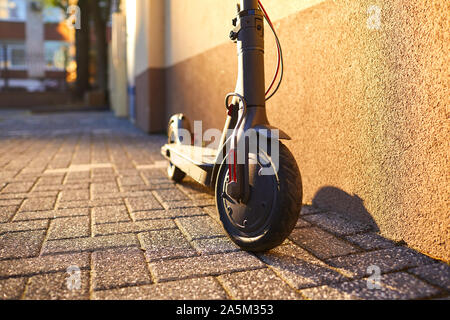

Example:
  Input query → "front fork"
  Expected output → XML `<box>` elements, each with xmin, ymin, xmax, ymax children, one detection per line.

<box><xmin>218</xmin><ymin>0</ymin><xmax>268</xmax><ymax>204</ymax></box>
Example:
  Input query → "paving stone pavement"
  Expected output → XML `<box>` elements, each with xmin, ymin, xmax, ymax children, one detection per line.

<box><xmin>0</xmin><ymin>111</ymin><xmax>449</xmax><ymax>300</ymax></box>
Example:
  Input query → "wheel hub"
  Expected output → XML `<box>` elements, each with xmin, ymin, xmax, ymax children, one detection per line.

<box><xmin>221</xmin><ymin>160</ymin><xmax>277</xmax><ymax>235</ymax></box>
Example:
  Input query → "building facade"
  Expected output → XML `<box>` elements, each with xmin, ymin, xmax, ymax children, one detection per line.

<box><xmin>111</xmin><ymin>0</ymin><xmax>449</xmax><ymax>262</ymax></box>
<box><xmin>0</xmin><ymin>0</ymin><xmax>73</xmax><ymax>91</ymax></box>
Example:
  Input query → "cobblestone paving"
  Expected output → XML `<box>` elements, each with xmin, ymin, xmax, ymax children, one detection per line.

<box><xmin>0</xmin><ymin>111</ymin><xmax>449</xmax><ymax>300</ymax></box>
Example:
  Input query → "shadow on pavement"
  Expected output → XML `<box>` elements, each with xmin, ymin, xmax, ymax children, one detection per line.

<box><xmin>312</xmin><ymin>186</ymin><xmax>379</xmax><ymax>232</ymax></box>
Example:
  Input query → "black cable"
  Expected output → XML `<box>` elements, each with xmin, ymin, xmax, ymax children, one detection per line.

<box><xmin>259</xmin><ymin>5</ymin><xmax>284</xmax><ymax>101</ymax></box>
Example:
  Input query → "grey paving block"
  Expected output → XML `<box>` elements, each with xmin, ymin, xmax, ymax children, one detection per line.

<box><xmin>1</xmin><ymin>182</ymin><xmax>35</xmax><ymax>194</ymax></box>
<box><xmin>19</xmin><ymin>197</ymin><xmax>56</xmax><ymax>212</ymax></box>
<box><xmin>33</xmin><ymin>182</ymin><xmax>89</xmax><ymax>192</ymax></box>
<box><xmin>327</xmin><ymin>247</ymin><xmax>437</xmax><ymax>278</ymax></box>
<box><xmin>133</xmin><ymin>207</ymin><xmax>206</xmax><ymax>221</ymax></box>
<box><xmin>0</xmin><ymin>252</ymin><xmax>90</xmax><ymax>278</ymax></box>
<box><xmin>295</xmin><ymin>217</ymin><xmax>311</xmax><ymax>229</ymax></box>
<box><xmin>161</xmin><ymin>200</ymin><xmax>197</xmax><ymax>210</ymax></box>
<box><xmin>122</xmin><ymin>182</ymin><xmax>174</xmax><ymax>192</ymax></box>
<box><xmin>126</xmin><ymin>196</ymin><xmax>164</xmax><ymax>212</ymax></box>
<box><xmin>345</xmin><ymin>232</ymin><xmax>397</xmax><ymax>250</ymax></box>
<box><xmin>289</xmin><ymin>227</ymin><xmax>359</xmax><ymax>259</ymax></box>
<box><xmin>191</xmin><ymin>237</ymin><xmax>240</xmax><ymax>255</ymax></box>
<box><xmin>300</xmin><ymin>205</ymin><xmax>323</xmax><ymax>215</ymax></box>
<box><xmin>408</xmin><ymin>263</ymin><xmax>450</xmax><ymax>292</ymax></box>
<box><xmin>0</xmin><ymin>199</ymin><xmax>23</xmax><ymax>206</ymax></box>
<box><xmin>153</xmin><ymin>189</ymin><xmax>190</xmax><ymax>201</ymax></box>
<box><xmin>176</xmin><ymin>179</ymin><xmax>214</xmax><ymax>199</ymax></box>
<box><xmin>150</xmin><ymin>251</ymin><xmax>265</xmax><ymax>282</ymax></box>
<box><xmin>14</xmin><ymin>208</ymin><xmax>90</xmax><ymax>221</ymax></box>
<box><xmin>0</xmin><ymin>206</ymin><xmax>18</xmax><ymax>222</ymax></box>
<box><xmin>24</xmin><ymin>271</ymin><xmax>90</xmax><ymax>300</ymax></box>
<box><xmin>91</xmin><ymin>182</ymin><xmax>119</xmax><ymax>194</ymax></box>
<box><xmin>92</xmin><ymin>205</ymin><xmax>131</xmax><ymax>224</ymax></box>
<box><xmin>57</xmin><ymin>198</ymin><xmax>124</xmax><ymax>209</ymax></box>
<box><xmin>118</xmin><ymin>176</ymin><xmax>145</xmax><ymax>186</ymax></box>
<box><xmin>218</xmin><ymin>268</ymin><xmax>303</xmax><ymax>300</ymax></box>
<box><xmin>47</xmin><ymin>216</ymin><xmax>90</xmax><ymax>240</ymax></box>
<box><xmin>175</xmin><ymin>215</ymin><xmax>225</xmax><ymax>241</ymax></box>
<box><xmin>92</xmin><ymin>247</ymin><xmax>152</xmax><ymax>291</ymax></box>
<box><xmin>91</xmin><ymin>175</ymin><xmax>118</xmax><ymax>183</ymax></box>
<box><xmin>93</xmin><ymin>190</ymin><xmax>154</xmax><ymax>200</ymax></box>
<box><xmin>42</xmin><ymin>233</ymin><xmax>139</xmax><ymax>255</ymax></box>
<box><xmin>65</xmin><ymin>171</ymin><xmax>90</xmax><ymax>181</ymax></box>
<box><xmin>203</xmin><ymin>205</ymin><xmax>220</xmax><ymax>222</ymax></box>
<box><xmin>27</xmin><ymin>191</ymin><xmax>60</xmax><ymax>198</ymax></box>
<box><xmin>94</xmin><ymin>277</ymin><xmax>228</xmax><ymax>300</ymax></box>
<box><xmin>59</xmin><ymin>190</ymin><xmax>90</xmax><ymax>202</ymax></box>
<box><xmin>94</xmin><ymin>219</ymin><xmax>176</xmax><ymax>236</ymax></box>
<box><xmin>0</xmin><ymin>230</ymin><xmax>46</xmax><ymax>259</ymax></box>
<box><xmin>13</xmin><ymin>173</ymin><xmax>40</xmax><ymax>182</ymax></box>
<box><xmin>140</xmin><ymin>169</ymin><xmax>167</xmax><ymax>180</ymax></box>
<box><xmin>35</xmin><ymin>175</ymin><xmax>65</xmax><ymax>186</ymax></box>
<box><xmin>302</xmin><ymin>211</ymin><xmax>373</xmax><ymax>236</ymax></box>
<box><xmin>193</xmin><ymin>198</ymin><xmax>216</xmax><ymax>207</ymax></box>
<box><xmin>0</xmin><ymin>278</ymin><xmax>27</xmax><ymax>299</ymax></box>
<box><xmin>138</xmin><ymin>229</ymin><xmax>197</xmax><ymax>262</ymax></box>
<box><xmin>116</xmin><ymin>169</ymin><xmax>141</xmax><ymax>177</ymax></box>
<box><xmin>0</xmin><ymin>220</ymin><xmax>48</xmax><ymax>235</ymax></box>
<box><xmin>0</xmin><ymin>171</ymin><xmax>18</xmax><ymax>181</ymax></box>
<box><xmin>300</xmin><ymin>272</ymin><xmax>440</xmax><ymax>300</ymax></box>
<box><xmin>257</xmin><ymin>243</ymin><xmax>347</xmax><ymax>290</ymax></box>
<box><xmin>92</xmin><ymin>168</ymin><xmax>115</xmax><ymax>176</ymax></box>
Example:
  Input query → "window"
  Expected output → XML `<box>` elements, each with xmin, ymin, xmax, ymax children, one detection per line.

<box><xmin>0</xmin><ymin>43</ymin><xmax>26</xmax><ymax>70</ymax></box>
<box><xmin>45</xmin><ymin>41</ymin><xmax>69</xmax><ymax>70</ymax></box>
<box><xmin>8</xmin><ymin>44</ymin><xmax>25</xmax><ymax>69</ymax></box>
<box><xmin>43</xmin><ymin>6</ymin><xmax>65</xmax><ymax>23</ymax></box>
<box><xmin>0</xmin><ymin>0</ymin><xmax>26</xmax><ymax>22</ymax></box>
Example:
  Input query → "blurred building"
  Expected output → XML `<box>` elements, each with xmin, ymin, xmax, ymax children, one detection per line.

<box><xmin>0</xmin><ymin>0</ymin><xmax>74</xmax><ymax>92</ymax></box>
<box><xmin>110</xmin><ymin>0</ymin><xmax>448</xmax><ymax>262</ymax></box>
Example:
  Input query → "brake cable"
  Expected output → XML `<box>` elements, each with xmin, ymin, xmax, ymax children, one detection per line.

<box><xmin>258</xmin><ymin>0</ymin><xmax>284</xmax><ymax>101</ymax></box>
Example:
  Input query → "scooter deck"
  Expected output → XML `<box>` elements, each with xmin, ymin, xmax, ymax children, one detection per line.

<box><xmin>161</xmin><ymin>144</ymin><xmax>217</xmax><ymax>186</ymax></box>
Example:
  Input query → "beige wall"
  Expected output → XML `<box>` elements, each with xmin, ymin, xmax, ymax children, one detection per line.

<box><xmin>164</xmin><ymin>0</ymin><xmax>326</xmax><ymax>67</ymax></box>
<box><xmin>126</xmin><ymin>0</ymin><xmax>150</xmax><ymax>82</ymax></box>
<box><xmin>124</xmin><ymin>0</ymin><xmax>449</xmax><ymax>262</ymax></box>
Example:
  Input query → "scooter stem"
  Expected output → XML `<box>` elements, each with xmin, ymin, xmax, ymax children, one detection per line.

<box><xmin>235</xmin><ymin>0</ymin><xmax>266</xmax><ymax>111</ymax></box>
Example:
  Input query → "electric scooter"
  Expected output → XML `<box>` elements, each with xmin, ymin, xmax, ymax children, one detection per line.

<box><xmin>161</xmin><ymin>0</ymin><xmax>302</xmax><ymax>252</ymax></box>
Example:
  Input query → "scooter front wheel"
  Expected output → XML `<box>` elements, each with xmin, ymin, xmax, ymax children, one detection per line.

<box><xmin>215</xmin><ymin>142</ymin><xmax>302</xmax><ymax>252</ymax></box>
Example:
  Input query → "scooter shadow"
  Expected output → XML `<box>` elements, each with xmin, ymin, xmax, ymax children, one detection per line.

<box><xmin>311</xmin><ymin>186</ymin><xmax>379</xmax><ymax>232</ymax></box>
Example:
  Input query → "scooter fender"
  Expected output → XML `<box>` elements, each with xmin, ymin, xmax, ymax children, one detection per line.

<box><xmin>252</xmin><ymin>124</ymin><xmax>291</xmax><ymax>141</ymax></box>
<box><xmin>210</xmin><ymin>124</ymin><xmax>290</xmax><ymax>189</ymax></box>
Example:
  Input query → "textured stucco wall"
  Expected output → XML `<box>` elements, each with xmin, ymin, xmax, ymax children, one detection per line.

<box><xmin>133</xmin><ymin>0</ymin><xmax>449</xmax><ymax>261</ymax></box>
<box><xmin>263</xmin><ymin>0</ymin><xmax>449</xmax><ymax>262</ymax></box>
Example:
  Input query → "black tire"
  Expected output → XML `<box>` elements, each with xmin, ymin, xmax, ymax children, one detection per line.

<box><xmin>215</xmin><ymin>141</ymin><xmax>302</xmax><ymax>252</ymax></box>
<box><xmin>167</xmin><ymin>120</ymin><xmax>186</xmax><ymax>182</ymax></box>
<box><xmin>167</xmin><ymin>162</ymin><xmax>186</xmax><ymax>182</ymax></box>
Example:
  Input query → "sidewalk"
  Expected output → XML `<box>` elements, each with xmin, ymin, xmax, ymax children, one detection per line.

<box><xmin>0</xmin><ymin>111</ymin><xmax>448</xmax><ymax>300</ymax></box>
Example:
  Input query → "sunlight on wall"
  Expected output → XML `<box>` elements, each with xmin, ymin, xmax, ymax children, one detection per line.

<box><xmin>164</xmin><ymin>0</ymin><xmax>327</xmax><ymax>67</ymax></box>
<box><xmin>125</xmin><ymin>0</ymin><xmax>136</xmax><ymax>87</ymax></box>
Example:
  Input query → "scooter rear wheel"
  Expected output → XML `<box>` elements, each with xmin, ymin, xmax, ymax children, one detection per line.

<box><xmin>215</xmin><ymin>142</ymin><xmax>302</xmax><ymax>252</ymax></box>
<box><xmin>167</xmin><ymin>120</ymin><xmax>186</xmax><ymax>182</ymax></box>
